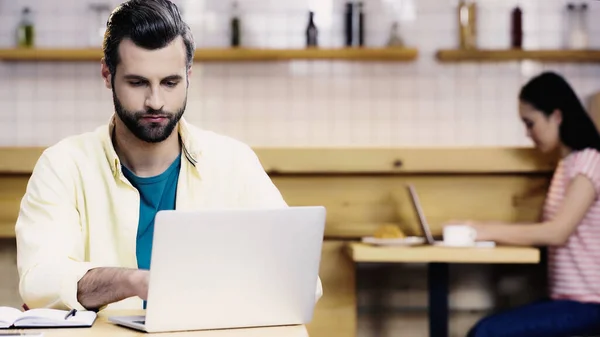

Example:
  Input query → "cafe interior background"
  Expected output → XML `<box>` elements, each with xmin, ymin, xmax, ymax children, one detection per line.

<box><xmin>1</xmin><ymin>0</ymin><xmax>600</xmax><ymax>336</ymax></box>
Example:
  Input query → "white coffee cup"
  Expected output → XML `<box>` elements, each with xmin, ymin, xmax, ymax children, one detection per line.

<box><xmin>443</xmin><ymin>225</ymin><xmax>477</xmax><ymax>247</ymax></box>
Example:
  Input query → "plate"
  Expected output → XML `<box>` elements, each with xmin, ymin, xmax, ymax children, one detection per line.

<box><xmin>433</xmin><ymin>241</ymin><xmax>496</xmax><ymax>248</ymax></box>
<box><xmin>361</xmin><ymin>236</ymin><xmax>426</xmax><ymax>247</ymax></box>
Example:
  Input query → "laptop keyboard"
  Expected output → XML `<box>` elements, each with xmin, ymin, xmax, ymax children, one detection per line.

<box><xmin>134</xmin><ymin>320</ymin><xmax>146</xmax><ymax>325</ymax></box>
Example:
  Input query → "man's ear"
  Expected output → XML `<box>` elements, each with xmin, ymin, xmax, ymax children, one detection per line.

<box><xmin>187</xmin><ymin>66</ymin><xmax>193</xmax><ymax>87</ymax></box>
<box><xmin>101</xmin><ymin>59</ymin><xmax>112</xmax><ymax>89</ymax></box>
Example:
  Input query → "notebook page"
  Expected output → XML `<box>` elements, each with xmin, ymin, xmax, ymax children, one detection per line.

<box><xmin>0</xmin><ymin>307</ymin><xmax>22</xmax><ymax>328</ymax></box>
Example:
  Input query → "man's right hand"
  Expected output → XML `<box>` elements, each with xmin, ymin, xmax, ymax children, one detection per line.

<box><xmin>77</xmin><ymin>268</ymin><xmax>149</xmax><ymax>310</ymax></box>
<box><xmin>128</xmin><ymin>269</ymin><xmax>150</xmax><ymax>300</ymax></box>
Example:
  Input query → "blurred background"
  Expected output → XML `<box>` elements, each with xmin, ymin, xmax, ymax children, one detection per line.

<box><xmin>0</xmin><ymin>0</ymin><xmax>599</xmax><ymax>336</ymax></box>
<box><xmin>1</xmin><ymin>0</ymin><xmax>599</xmax><ymax>147</ymax></box>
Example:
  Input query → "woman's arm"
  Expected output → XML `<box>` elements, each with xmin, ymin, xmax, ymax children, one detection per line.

<box><xmin>472</xmin><ymin>174</ymin><xmax>597</xmax><ymax>246</ymax></box>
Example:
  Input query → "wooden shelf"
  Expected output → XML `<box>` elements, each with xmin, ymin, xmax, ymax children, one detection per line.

<box><xmin>436</xmin><ymin>49</ymin><xmax>600</xmax><ymax>63</ymax></box>
<box><xmin>197</xmin><ymin>48</ymin><xmax>419</xmax><ymax>61</ymax></box>
<box><xmin>0</xmin><ymin>47</ymin><xmax>419</xmax><ymax>62</ymax></box>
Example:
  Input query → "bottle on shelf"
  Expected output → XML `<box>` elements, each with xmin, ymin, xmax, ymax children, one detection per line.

<box><xmin>344</xmin><ymin>2</ymin><xmax>365</xmax><ymax>48</ymax></box>
<box><xmin>306</xmin><ymin>11</ymin><xmax>318</xmax><ymax>48</ymax></box>
<box><xmin>357</xmin><ymin>2</ymin><xmax>365</xmax><ymax>47</ymax></box>
<box><xmin>230</xmin><ymin>1</ymin><xmax>241</xmax><ymax>48</ymax></box>
<box><xmin>17</xmin><ymin>7</ymin><xmax>35</xmax><ymax>48</ymax></box>
<box><xmin>511</xmin><ymin>6</ymin><xmax>523</xmax><ymax>49</ymax></box>
<box><xmin>580</xmin><ymin>3</ymin><xmax>590</xmax><ymax>48</ymax></box>
<box><xmin>566</xmin><ymin>2</ymin><xmax>588</xmax><ymax>50</ymax></box>
<box><xmin>344</xmin><ymin>2</ymin><xmax>353</xmax><ymax>47</ymax></box>
<box><xmin>387</xmin><ymin>21</ymin><xmax>404</xmax><ymax>48</ymax></box>
<box><xmin>89</xmin><ymin>3</ymin><xmax>111</xmax><ymax>47</ymax></box>
<box><xmin>457</xmin><ymin>0</ymin><xmax>477</xmax><ymax>49</ymax></box>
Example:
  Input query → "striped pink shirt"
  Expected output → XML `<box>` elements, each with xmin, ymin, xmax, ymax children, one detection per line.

<box><xmin>544</xmin><ymin>148</ymin><xmax>600</xmax><ymax>303</ymax></box>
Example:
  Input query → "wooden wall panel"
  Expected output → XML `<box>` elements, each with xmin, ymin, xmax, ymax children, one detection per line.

<box><xmin>0</xmin><ymin>174</ymin><xmax>551</xmax><ymax>238</ymax></box>
<box><xmin>0</xmin><ymin>146</ymin><xmax>554</xmax><ymax>237</ymax></box>
<box><xmin>307</xmin><ymin>241</ymin><xmax>356</xmax><ymax>337</ymax></box>
<box><xmin>272</xmin><ymin>174</ymin><xmax>551</xmax><ymax>238</ymax></box>
<box><xmin>0</xmin><ymin>147</ymin><xmax>556</xmax><ymax>174</ymax></box>
<box><xmin>257</xmin><ymin>148</ymin><xmax>555</xmax><ymax>174</ymax></box>
<box><xmin>0</xmin><ymin>175</ymin><xmax>28</xmax><ymax>237</ymax></box>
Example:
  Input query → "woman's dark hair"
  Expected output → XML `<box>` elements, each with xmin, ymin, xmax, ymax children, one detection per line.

<box><xmin>103</xmin><ymin>0</ymin><xmax>195</xmax><ymax>79</ymax></box>
<box><xmin>519</xmin><ymin>71</ymin><xmax>600</xmax><ymax>151</ymax></box>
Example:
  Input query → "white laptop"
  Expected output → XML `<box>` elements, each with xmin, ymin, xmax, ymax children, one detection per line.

<box><xmin>406</xmin><ymin>184</ymin><xmax>495</xmax><ymax>247</ymax></box>
<box><xmin>109</xmin><ymin>206</ymin><xmax>326</xmax><ymax>333</ymax></box>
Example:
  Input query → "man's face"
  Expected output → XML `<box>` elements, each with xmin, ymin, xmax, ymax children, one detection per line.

<box><xmin>103</xmin><ymin>36</ymin><xmax>190</xmax><ymax>143</ymax></box>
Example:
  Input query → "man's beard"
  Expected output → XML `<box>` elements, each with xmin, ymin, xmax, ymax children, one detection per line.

<box><xmin>113</xmin><ymin>91</ymin><xmax>186</xmax><ymax>143</ymax></box>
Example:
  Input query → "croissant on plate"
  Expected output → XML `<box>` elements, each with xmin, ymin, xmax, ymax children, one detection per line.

<box><xmin>374</xmin><ymin>224</ymin><xmax>405</xmax><ymax>239</ymax></box>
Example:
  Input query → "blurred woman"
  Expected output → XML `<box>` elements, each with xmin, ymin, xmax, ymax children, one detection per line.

<box><xmin>464</xmin><ymin>72</ymin><xmax>600</xmax><ymax>337</ymax></box>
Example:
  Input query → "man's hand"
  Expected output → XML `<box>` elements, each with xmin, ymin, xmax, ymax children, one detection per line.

<box><xmin>77</xmin><ymin>268</ymin><xmax>149</xmax><ymax>310</ymax></box>
<box><xmin>129</xmin><ymin>269</ymin><xmax>150</xmax><ymax>300</ymax></box>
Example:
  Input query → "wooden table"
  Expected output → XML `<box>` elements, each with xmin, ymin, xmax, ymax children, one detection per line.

<box><xmin>12</xmin><ymin>310</ymin><xmax>309</xmax><ymax>337</ymax></box>
<box><xmin>347</xmin><ymin>243</ymin><xmax>540</xmax><ymax>263</ymax></box>
<box><xmin>346</xmin><ymin>243</ymin><xmax>541</xmax><ymax>337</ymax></box>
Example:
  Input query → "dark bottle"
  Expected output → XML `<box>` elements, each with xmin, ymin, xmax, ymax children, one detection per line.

<box><xmin>357</xmin><ymin>2</ymin><xmax>365</xmax><ymax>47</ymax></box>
<box><xmin>511</xmin><ymin>6</ymin><xmax>522</xmax><ymax>49</ymax></box>
<box><xmin>230</xmin><ymin>2</ymin><xmax>241</xmax><ymax>47</ymax></box>
<box><xmin>344</xmin><ymin>2</ymin><xmax>353</xmax><ymax>47</ymax></box>
<box><xmin>306</xmin><ymin>11</ymin><xmax>318</xmax><ymax>47</ymax></box>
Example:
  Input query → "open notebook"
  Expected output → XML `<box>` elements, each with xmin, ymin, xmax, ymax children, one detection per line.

<box><xmin>0</xmin><ymin>307</ymin><xmax>96</xmax><ymax>329</ymax></box>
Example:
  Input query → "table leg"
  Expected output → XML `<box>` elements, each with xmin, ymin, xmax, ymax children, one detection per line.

<box><xmin>428</xmin><ymin>262</ymin><xmax>449</xmax><ymax>337</ymax></box>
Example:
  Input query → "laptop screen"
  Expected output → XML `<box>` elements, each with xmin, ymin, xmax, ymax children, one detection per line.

<box><xmin>406</xmin><ymin>184</ymin><xmax>435</xmax><ymax>244</ymax></box>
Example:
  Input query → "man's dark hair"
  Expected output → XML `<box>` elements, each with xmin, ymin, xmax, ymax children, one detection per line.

<box><xmin>103</xmin><ymin>0</ymin><xmax>195</xmax><ymax>78</ymax></box>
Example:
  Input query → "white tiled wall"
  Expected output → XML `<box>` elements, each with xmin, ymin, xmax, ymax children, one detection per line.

<box><xmin>1</xmin><ymin>0</ymin><xmax>600</xmax><ymax>147</ymax></box>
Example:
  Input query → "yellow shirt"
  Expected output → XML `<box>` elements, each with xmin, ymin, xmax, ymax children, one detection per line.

<box><xmin>15</xmin><ymin>117</ymin><xmax>323</xmax><ymax>311</ymax></box>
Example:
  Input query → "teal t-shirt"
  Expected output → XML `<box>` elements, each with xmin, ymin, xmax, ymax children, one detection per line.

<box><xmin>122</xmin><ymin>154</ymin><xmax>181</xmax><ymax>271</ymax></box>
